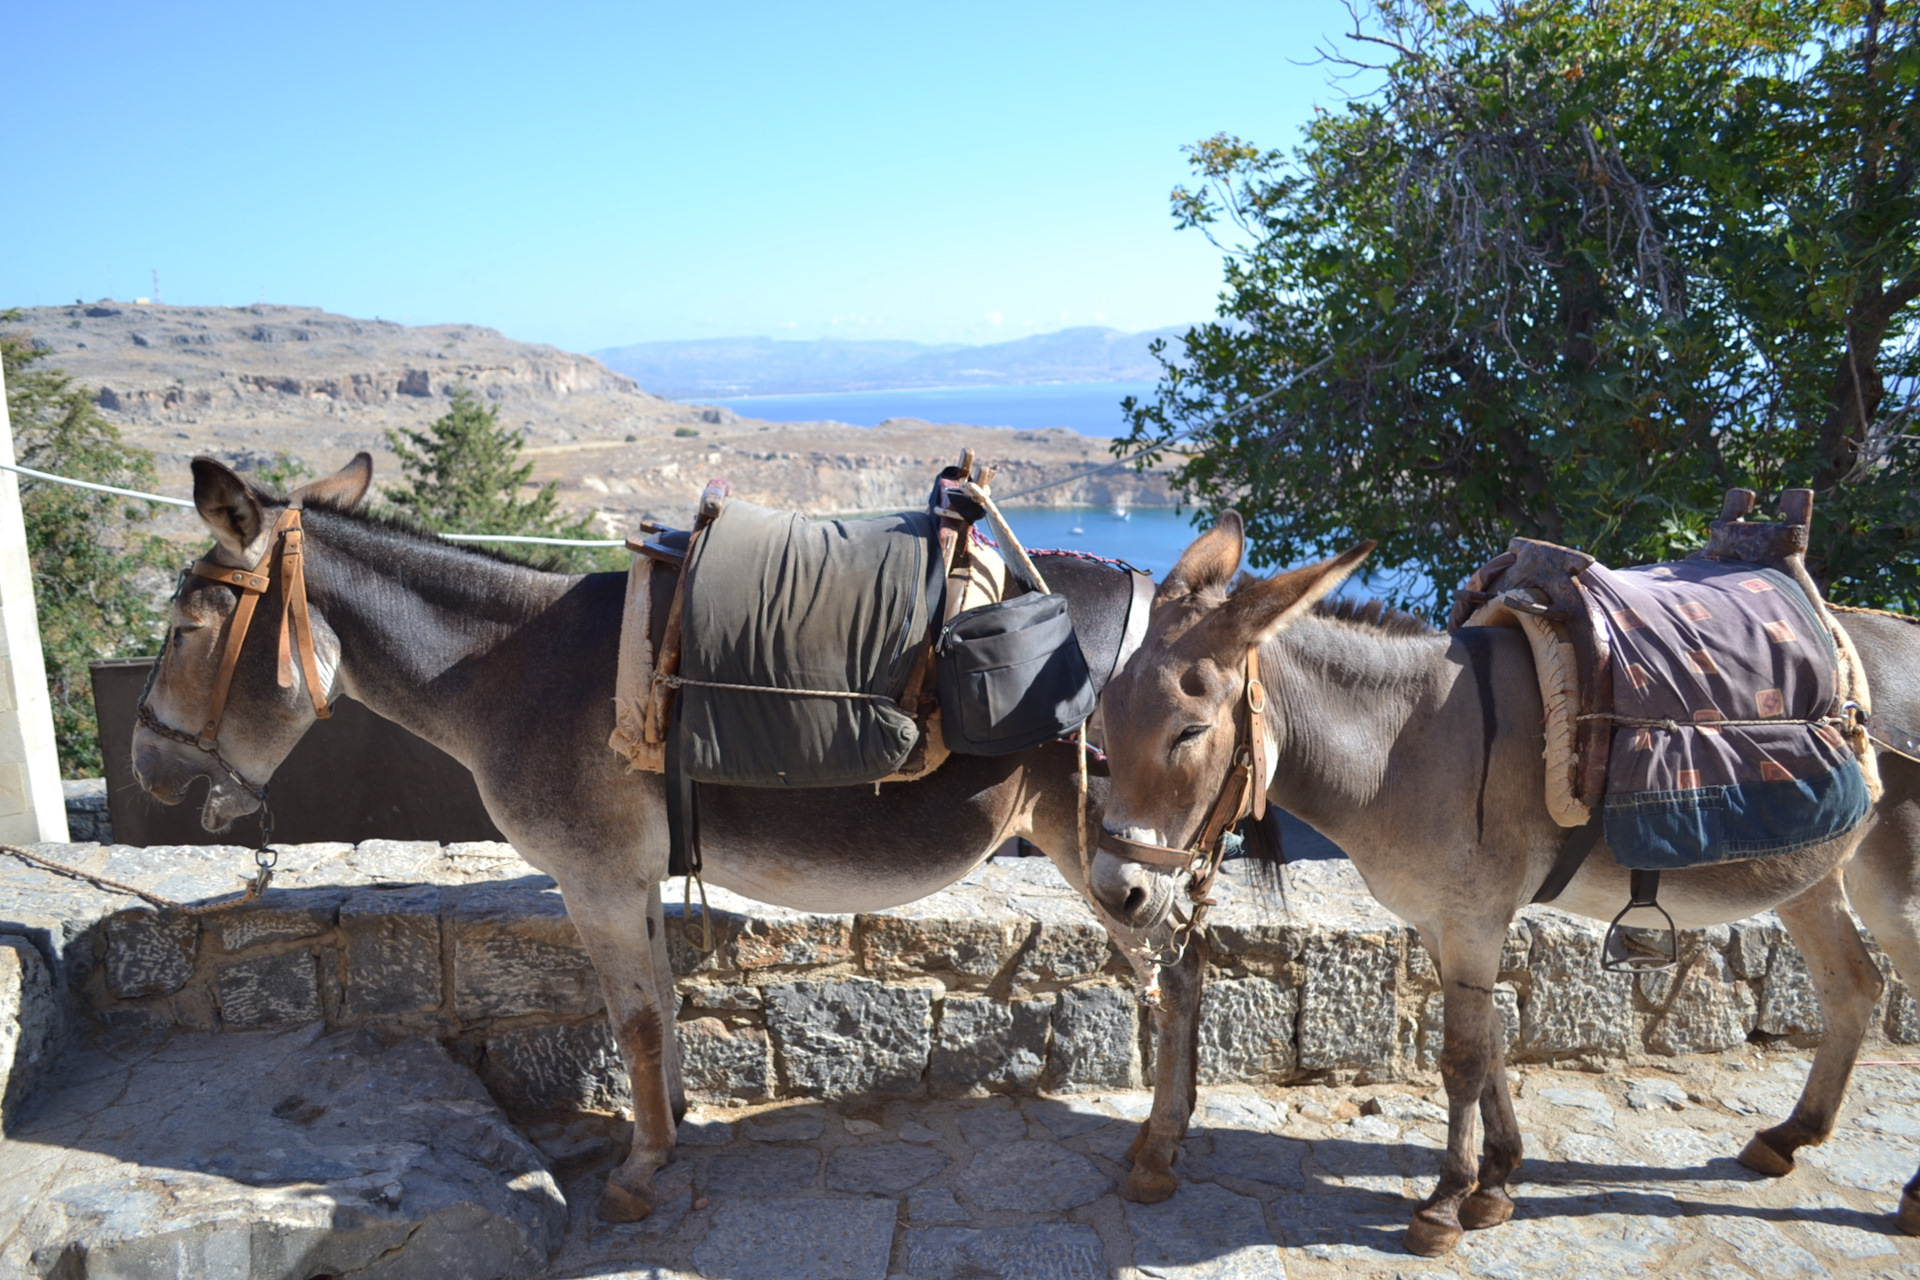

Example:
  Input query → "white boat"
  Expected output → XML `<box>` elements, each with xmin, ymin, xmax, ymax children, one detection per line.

<box><xmin>1069</xmin><ymin>524</ymin><xmax>1085</xmax><ymax>536</ymax></box>
<box><xmin>1110</xmin><ymin>506</ymin><xmax>1130</xmax><ymax>521</ymax></box>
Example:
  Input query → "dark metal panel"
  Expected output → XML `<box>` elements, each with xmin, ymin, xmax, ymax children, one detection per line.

<box><xmin>91</xmin><ymin>658</ymin><xmax>506</xmax><ymax>846</ymax></box>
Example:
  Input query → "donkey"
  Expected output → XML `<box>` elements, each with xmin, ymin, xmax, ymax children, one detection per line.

<box><xmin>1091</xmin><ymin>512</ymin><xmax>1920</xmax><ymax>1257</ymax></box>
<box><xmin>132</xmin><ymin>455</ymin><xmax>1204</xmax><ymax>1222</ymax></box>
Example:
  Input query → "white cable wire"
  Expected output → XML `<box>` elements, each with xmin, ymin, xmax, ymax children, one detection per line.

<box><xmin>0</xmin><ymin>460</ymin><xmax>626</xmax><ymax>546</ymax></box>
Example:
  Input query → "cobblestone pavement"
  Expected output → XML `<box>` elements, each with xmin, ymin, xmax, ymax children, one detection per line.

<box><xmin>533</xmin><ymin>1050</ymin><xmax>1920</xmax><ymax>1279</ymax></box>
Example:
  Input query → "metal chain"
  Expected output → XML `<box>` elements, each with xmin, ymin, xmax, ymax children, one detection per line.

<box><xmin>0</xmin><ymin>842</ymin><xmax>273</xmax><ymax>916</ymax></box>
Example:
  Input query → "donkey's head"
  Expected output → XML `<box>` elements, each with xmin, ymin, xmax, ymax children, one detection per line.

<box><xmin>1091</xmin><ymin>512</ymin><xmax>1371</xmax><ymax>929</ymax></box>
<box><xmin>132</xmin><ymin>454</ymin><xmax>372</xmax><ymax>831</ymax></box>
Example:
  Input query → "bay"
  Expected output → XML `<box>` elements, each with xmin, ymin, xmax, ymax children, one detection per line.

<box><xmin>692</xmin><ymin>381</ymin><xmax>1157</xmax><ymax>437</ymax></box>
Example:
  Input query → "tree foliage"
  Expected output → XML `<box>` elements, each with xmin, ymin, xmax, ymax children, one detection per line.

<box><xmin>1</xmin><ymin>314</ymin><xmax>175</xmax><ymax>776</ymax></box>
<box><xmin>1122</xmin><ymin>0</ymin><xmax>1920</xmax><ymax>612</ymax></box>
<box><xmin>381</xmin><ymin>385</ymin><xmax>613</xmax><ymax>571</ymax></box>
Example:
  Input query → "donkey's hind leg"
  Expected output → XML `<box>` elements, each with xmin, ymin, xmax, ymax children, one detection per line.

<box><xmin>1737</xmin><ymin>863</ymin><xmax>1883</xmax><ymax>1179</ymax></box>
<box><xmin>1842</xmin><ymin>793</ymin><xmax>1920</xmax><ymax>1232</ymax></box>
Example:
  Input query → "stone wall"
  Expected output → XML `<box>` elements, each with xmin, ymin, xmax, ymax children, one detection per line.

<box><xmin>2</xmin><ymin>840</ymin><xmax>1913</xmax><ymax>1132</ymax></box>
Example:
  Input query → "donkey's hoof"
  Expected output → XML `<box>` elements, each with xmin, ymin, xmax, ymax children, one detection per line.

<box><xmin>1122</xmin><ymin>1159</ymin><xmax>1179</xmax><ymax>1204</ymax></box>
<box><xmin>595</xmin><ymin>1179</ymin><xmax>656</xmax><ymax>1223</ymax></box>
<box><xmin>1460</xmin><ymin>1186</ymin><xmax>1514</xmax><ymax>1230</ymax></box>
<box><xmin>1898</xmin><ymin>1190</ymin><xmax>1920</xmax><ymax>1236</ymax></box>
<box><xmin>1737</xmin><ymin>1133</ymin><xmax>1796</xmax><ymax>1177</ymax></box>
<box><xmin>1405</xmin><ymin>1210</ymin><xmax>1464</xmax><ymax>1257</ymax></box>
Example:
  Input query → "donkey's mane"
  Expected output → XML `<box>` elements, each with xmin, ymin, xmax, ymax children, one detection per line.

<box><xmin>1313</xmin><ymin>596</ymin><xmax>1437</xmax><ymax>637</ymax></box>
<box><xmin>288</xmin><ymin>493</ymin><xmax>574</xmax><ymax>572</ymax></box>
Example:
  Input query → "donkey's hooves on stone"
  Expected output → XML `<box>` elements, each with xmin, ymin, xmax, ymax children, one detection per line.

<box><xmin>595</xmin><ymin>1180</ymin><xmax>656</xmax><ymax>1223</ymax></box>
<box><xmin>1122</xmin><ymin>1162</ymin><xmax>1179</xmax><ymax>1204</ymax></box>
<box><xmin>1460</xmin><ymin>1186</ymin><xmax>1514</xmax><ymax>1230</ymax></box>
<box><xmin>1898</xmin><ymin>1190</ymin><xmax>1920</xmax><ymax>1236</ymax></box>
<box><xmin>1737</xmin><ymin>1134</ymin><xmax>1796</xmax><ymax>1177</ymax></box>
<box><xmin>1405</xmin><ymin>1211</ymin><xmax>1463</xmax><ymax>1257</ymax></box>
<box><xmin>1124</xmin><ymin>1119</ymin><xmax>1152</xmax><ymax>1165</ymax></box>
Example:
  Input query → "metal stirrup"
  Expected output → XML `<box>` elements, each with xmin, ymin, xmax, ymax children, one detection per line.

<box><xmin>1602</xmin><ymin>868</ymin><xmax>1679</xmax><ymax>972</ymax></box>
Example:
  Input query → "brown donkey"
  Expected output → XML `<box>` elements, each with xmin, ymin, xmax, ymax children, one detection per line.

<box><xmin>130</xmin><ymin>455</ymin><xmax>1205</xmax><ymax>1222</ymax></box>
<box><xmin>1091</xmin><ymin>512</ymin><xmax>1920</xmax><ymax>1257</ymax></box>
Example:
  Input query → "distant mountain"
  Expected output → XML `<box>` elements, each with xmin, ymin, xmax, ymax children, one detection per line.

<box><xmin>592</xmin><ymin>325</ymin><xmax>1189</xmax><ymax>399</ymax></box>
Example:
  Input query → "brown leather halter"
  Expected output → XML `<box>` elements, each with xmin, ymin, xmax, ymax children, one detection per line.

<box><xmin>1097</xmin><ymin>643</ymin><xmax>1271</xmax><ymax>944</ymax></box>
<box><xmin>137</xmin><ymin>499</ymin><xmax>332</xmax><ymax>798</ymax></box>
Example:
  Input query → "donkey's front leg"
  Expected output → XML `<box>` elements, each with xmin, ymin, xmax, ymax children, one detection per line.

<box><xmin>1122</xmin><ymin>931</ymin><xmax>1206</xmax><ymax>1203</ymax></box>
<box><xmin>1408</xmin><ymin>923</ymin><xmax>1507</xmax><ymax>1258</ymax></box>
<box><xmin>564</xmin><ymin>875</ymin><xmax>683</xmax><ymax>1222</ymax></box>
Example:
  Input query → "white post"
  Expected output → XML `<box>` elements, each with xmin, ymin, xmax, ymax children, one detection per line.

<box><xmin>0</xmin><ymin>362</ymin><xmax>71</xmax><ymax>843</ymax></box>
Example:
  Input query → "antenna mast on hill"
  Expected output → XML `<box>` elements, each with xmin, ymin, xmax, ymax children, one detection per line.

<box><xmin>152</xmin><ymin>269</ymin><xmax>161</xmax><ymax>305</ymax></box>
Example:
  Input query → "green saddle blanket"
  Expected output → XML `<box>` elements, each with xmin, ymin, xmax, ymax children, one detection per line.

<box><xmin>673</xmin><ymin>499</ymin><xmax>942</xmax><ymax>787</ymax></box>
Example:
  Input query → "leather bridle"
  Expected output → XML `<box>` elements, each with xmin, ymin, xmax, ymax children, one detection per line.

<box><xmin>1098</xmin><ymin>643</ymin><xmax>1270</xmax><ymax>957</ymax></box>
<box><xmin>137</xmin><ymin>499</ymin><xmax>332</xmax><ymax>805</ymax></box>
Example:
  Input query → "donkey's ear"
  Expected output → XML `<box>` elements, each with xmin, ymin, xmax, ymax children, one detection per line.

<box><xmin>1158</xmin><ymin>510</ymin><xmax>1245</xmax><ymax>604</ymax></box>
<box><xmin>291</xmin><ymin>451</ymin><xmax>373</xmax><ymax>510</ymax></box>
<box><xmin>191</xmin><ymin>457</ymin><xmax>266</xmax><ymax>559</ymax></box>
<box><xmin>1213</xmin><ymin>541</ymin><xmax>1376</xmax><ymax>648</ymax></box>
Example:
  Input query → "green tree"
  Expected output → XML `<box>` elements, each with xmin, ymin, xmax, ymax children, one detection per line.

<box><xmin>381</xmin><ymin>385</ymin><xmax>614</xmax><ymax>571</ymax></box>
<box><xmin>1122</xmin><ymin>0</ymin><xmax>1919</xmax><ymax>612</ymax></box>
<box><xmin>1</xmin><ymin>313</ymin><xmax>175</xmax><ymax>776</ymax></box>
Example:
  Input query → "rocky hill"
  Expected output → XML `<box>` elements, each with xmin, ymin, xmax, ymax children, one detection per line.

<box><xmin>3</xmin><ymin>303</ymin><xmax>1174</xmax><ymax>530</ymax></box>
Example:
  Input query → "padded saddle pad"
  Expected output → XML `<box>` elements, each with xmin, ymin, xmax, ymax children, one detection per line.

<box><xmin>674</xmin><ymin>500</ymin><xmax>942</xmax><ymax>788</ymax></box>
<box><xmin>1586</xmin><ymin>559</ymin><xmax>1870</xmax><ymax>869</ymax></box>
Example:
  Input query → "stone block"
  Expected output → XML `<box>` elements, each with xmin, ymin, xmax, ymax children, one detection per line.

<box><xmin>1198</xmin><ymin>975</ymin><xmax>1297</xmax><ymax>1084</ymax></box>
<box><xmin>481</xmin><ymin>1020</ymin><xmax>631</xmax><ymax>1113</ymax></box>
<box><xmin>346</xmin><ymin>839</ymin><xmax>441</xmax><ymax>881</ymax></box>
<box><xmin>0</xmin><ymin>935</ymin><xmax>59</xmax><ymax>1134</ymax></box>
<box><xmin>1207</xmin><ymin>917</ymin><xmax>1312</xmax><ymax>961</ymax></box>
<box><xmin>216</xmin><ymin>950</ymin><xmax>323</xmax><ymax>1029</ymax></box>
<box><xmin>1642</xmin><ymin>949</ymin><xmax>1757</xmax><ymax>1055</ymax></box>
<box><xmin>213</xmin><ymin>890</ymin><xmax>340</xmax><ymax>952</ymax></box>
<box><xmin>1022</xmin><ymin>920</ymin><xmax>1114</xmax><ymax>979</ymax></box>
<box><xmin>955</xmin><ymin>1139</ymin><xmax>1112</xmax><ymax>1211</ymax></box>
<box><xmin>1521</xmin><ymin>916</ymin><xmax>1633</xmax><ymax>1056</ymax></box>
<box><xmin>452</xmin><ymin>883</ymin><xmax>599</xmax><ymax>1019</ymax></box>
<box><xmin>681</xmin><ymin>983</ymin><xmax>761</xmax><ymax>1011</ymax></box>
<box><xmin>931</xmin><ymin>994</ymin><xmax>1054</xmax><ymax>1093</ymax></box>
<box><xmin>861</xmin><ymin>915</ymin><xmax>1023</xmax><ymax>979</ymax></box>
<box><xmin>677</xmin><ymin>1017</ymin><xmax>771</xmax><ymax>1102</ymax></box>
<box><xmin>339</xmin><ymin>885</ymin><xmax>441</xmax><ymax>1019</ymax></box>
<box><xmin>104</xmin><ymin>909</ymin><xmax>199</xmax><ymax>999</ymax></box>
<box><xmin>1759</xmin><ymin>941</ymin><xmax>1823</xmax><ymax>1037</ymax></box>
<box><xmin>734</xmin><ymin>913</ymin><xmax>854</xmax><ymax>970</ymax></box>
<box><xmin>1727</xmin><ymin>919</ymin><xmax>1784</xmax><ymax>979</ymax></box>
<box><xmin>1886</xmin><ymin>972</ymin><xmax>1920</xmax><ymax>1044</ymax></box>
<box><xmin>664</xmin><ymin>899</ymin><xmax>740</xmax><ymax>974</ymax></box>
<box><xmin>1418</xmin><ymin>985</ymin><xmax>1519</xmax><ymax>1070</ymax></box>
<box><xmin>693</xmin><ymin>1196</ymin><xmax>895</xmax><ymax>1280</ymax></box>
<box><xmin>826</xmin><ymin>1140</ymin><xmax>951</xmax><ymax>1193</ymax></box>
<box><xmin>764</xmin><ymin>977</ymin><xmax>932</xmax><ymax>1097</ymax></box>
<box><xmin>1296</xmin><ymin>926</ymin><xmax>1399</xmax><ymax>1071</ymax></box>
<box><xmin>1048</xmin><ymin>986</ymin><xmax>1140</xmax><ymax>1090</ymax></box>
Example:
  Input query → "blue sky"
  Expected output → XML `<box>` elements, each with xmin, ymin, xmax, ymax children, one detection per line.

<box><xmin>4</xmin><ymin>1</ymin><xmax>1358</xmax><ymax>352</ymax></box>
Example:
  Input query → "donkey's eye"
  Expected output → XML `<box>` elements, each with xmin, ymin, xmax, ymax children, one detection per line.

<box><xmin>1174</xmin><ymin>723</ymin><xmax>1209</xmax><ymax>747</ymax></box>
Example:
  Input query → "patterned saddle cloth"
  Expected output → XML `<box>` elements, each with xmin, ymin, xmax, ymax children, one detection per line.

<box><xmin>1584</xmin><ymin>559</ymin><xmax>1869</xmax><ymax>870</ymax></box>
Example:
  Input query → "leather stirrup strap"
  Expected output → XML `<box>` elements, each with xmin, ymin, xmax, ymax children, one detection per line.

<box><xmin>1531</xmin><ymin>811</ymin><xmax>1604</xmax><ymax>904</ymax></box>
<box><xmin>665</xmin><ymin>695</ymin><xmax>700</xmax><ymax>880</ymax></box>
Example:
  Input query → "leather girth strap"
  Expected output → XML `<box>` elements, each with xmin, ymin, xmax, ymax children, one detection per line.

<box><xmin>1531</xmin><ymin>811</ymin><xmax>1603</xmax><ymax>905</ymax></box>
<box><xmin>185</xmin><ymin>500</ymin><xmax>331</xmax><ymax>750</ymax></box>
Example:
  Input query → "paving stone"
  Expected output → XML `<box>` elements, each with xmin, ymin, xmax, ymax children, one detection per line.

<box><xmin>1027</xmin><ymin>1095</ymin><xmax>1114</xmax><ymax>1139</ymax></box>
<box><xmin>214</xmin><ymin>948</ymin><xmax>322</xmax><ymax>1028</ymax></box>
<box><xmin>104</xmin><ymin>909</ymin><xmax>199</xmax><ymax>999</ymax></box>
<box><xmin>691</xmin><ymin>1195</ymin><xmax>894</xmax><ymax>1280</ymax></box>
<box><xmin>677</xmin><ymin>1114</ymin><xmax>735</xmax><ymax>1145</ymax></box>
<box><xmin>861</xmin><ymin>914</ymin><xmax>1024</xmax><ymax>978</ymax></box>
<box><xmin>1048</xmin><ymin>986</ymin><xmax>1140</xmax><ymax>1089</ymax></box>
<box><xmin>451</xmin><ymin>881</ymin><xmax>600</xmax><ymax>1018</ymax></box>
<box><xmin>479</xmin><ymin>1019</ymin><xmax>630</xmax><ymax>1112</ymax></box>
<box><xmin>906</xmin><ymin>1223</ymin><xmax>1106</xmax><ymax>1280</ymax></box>
<box><xmin>744</xmin><ymin>1104</ymin><xmax>827</xmax><ymax>1141</ymax></box>
<box><xmin>1533</xmin><ymin>1086</ymin><xmax>1617</xmax><ymax>1131</ymax></box>
<box><xmin>1201</xmin><ymin>1090</ymin><xmax>1288</xmax><ymax>1133</ymax></box>
<box><xmin>1707</xmin><ymin>1216</ymin><xmax>1830</xmax><ymax>1279</ymax></box>
<box><xmin>704</xmin><ymin>1145</ymin><xmax>820</xmax><ymax>1195</ymax></box>
<box><xmin>899</xmin><ymin>1119</ymin><xmax>940</xmax><ymax>1143</ymax></box>
<box><xmin>1798</xmin><ymin>1130</ymin><xmax>1920</xmax><ymax>1192</ymax></box>
<box><xmin>1296</xmin><ymin>926</ymin><xmax>1398</xmax><ymax>1071</ymax></box>
<box><xmin>338</xmin><ymin>885</ymin><xmax>441</xmax><ymax>1018</ymax></box>
<box><xmin>1363</xmin><ymin>1092</ymin><xmax>1443</xmax><ymax>1123</ymax></box>
<box><xmin>0</xmin><ymin>936</ymin><xmax>59</xmax><ymax>1135</ymax></box>
<box><xmin>764</xmin><ymin>977</ymin><xmax>931</xmax><ymax>1097</ymax></box>
<box><xmin>1267</xmin><ymin>1189</ymin><xmax>1409</xmax><ymax>1263</ymax></box>
<box><xmin>955</xmin><ymin>1138</ymin><xmax>1111</xmax><ymax>1211</ymax></box>
<box><xmin>931</xmin><ymin>994</ymin><xmax>1053</xmax><ymax>1093</ymax></box>
<box><xmin>1205</xmin><ymin>1126</ymin><xmax>1306</xmax><ymax>1188</ymax></box>
<box><xmin>908</xmin><ymin>1186</ymin><xmax>970</xmax><ymax>1223</ymax></box>
<box><xmin>1626</xmin><ymin>1077</ymin><xmax>1690</xmax><ymax>1110</ymax></box>
<box><xmin>1759</xmin><ymin>941</ymin><xmax>1824</xmax><ymax>1037</ymax></box>
<box><xmin>677</xmin><ymin>1017</ymin><xmax>771</xmax><ymax>1101</ymax></box>
<box><xmin>1125</xmin><ymin>1179</ymin><xmax>1288</xmax><ymax>1278</ymax></box>
<box><xmin>825</xmin><ymin>1140</ymin><xmax>950</xmax><ymax>1192</ymax></box>
<box><xmin>1417</xmin><ymin>983</ymin><xmax>1519</xmax><ymax>1069</ymax></box>
<box><xmin>1792</xmin><ymin>1192</ymin><xmax>1899</xmax><ymax>1258</ymax></box>
<box><xmin>1453</xmin><ymin>1207</ymin><xmax>1682</xmax><ymax>1278</ymax></box>
<box><xmin>1197</xmin><ymin>975</ymin><xmax>1297</xmax><ymax>1084</ymax></box>
<box><xmin>212</xmin><ymin>889</ymin><xmax>340</xmax><ymax>950</ymax></box>
<box><xmin>0</xmin><ymin>1025</ymin><xmax>564</xmax><ymax>1280</ymax></box>
<box><xmin>956</xmin><ymin>1102</ymin><xmax>1029</xmax><ymax>1146</ymax></box>
<box><xmin>1522</xmin><ymin>915</ymin><xmax>1634</xmax><ymax>1056</ymax></box>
